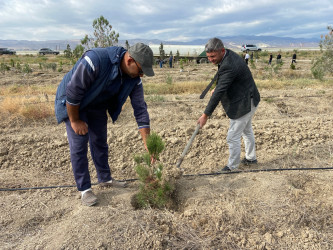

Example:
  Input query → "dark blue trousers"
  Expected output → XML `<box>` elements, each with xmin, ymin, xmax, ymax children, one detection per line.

<box><xmin>65</xmin><ymin>107</ymin><xmax>111</xmax><ymax>191</ymax></box>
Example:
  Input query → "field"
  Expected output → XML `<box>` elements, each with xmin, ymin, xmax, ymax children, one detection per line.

<box><xmin>0</xmin><ymin>50</ymin><xmax>333</xmax><ymax>249</ymax></box>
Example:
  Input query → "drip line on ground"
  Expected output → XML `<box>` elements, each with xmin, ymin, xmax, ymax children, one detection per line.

<box><xmin>1</xmin><ymin>166</ymin><xmax>333</xmax><ymax>192</ymax></box>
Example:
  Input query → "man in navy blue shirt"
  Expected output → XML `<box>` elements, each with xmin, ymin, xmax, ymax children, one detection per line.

<box><xmin>55</xmin><ymin>43</ymin><xmax>155</xmax><ymax>206</ymax></box>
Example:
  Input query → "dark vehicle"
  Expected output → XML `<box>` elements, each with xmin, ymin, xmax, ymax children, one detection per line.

<box><xmin>241</xmin><ymin>44</ymin><xmax>262</xmax><ymax>52</ymax></box>
<box><xmin>39</xmin><ymin>48</ymin><xmax>60</xmax><ymax>55</ymax></box>
<box><xmin>0</xmin><ymin>48</ymin><xmax>16</xmax><ymax>55</ymax></box>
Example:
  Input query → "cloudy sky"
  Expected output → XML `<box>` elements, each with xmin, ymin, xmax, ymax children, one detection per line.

<box><xmin>0</xmin><ymin>0</ymin><xmax>332</xmax><ymax>42</ymax></box>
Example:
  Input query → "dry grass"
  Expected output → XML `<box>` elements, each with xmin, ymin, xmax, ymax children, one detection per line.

<box><xmin>0</xmin><ymin>49</ymin><xmax>332</xmax><ymax>122</ymax></box>
<box><xmin>144</xmin><ymin>81</ymin><xmax>208</xmax><ymax>95</ymax></box>
<box><xmin>0</xmin><ymin>96</ymin><xmax>53</xmax><ymax>120</ymax></box>
<box><xmin>0</xmin><ymin>84</ymin><xmax>56</xmax><ymax>96</ymax></box>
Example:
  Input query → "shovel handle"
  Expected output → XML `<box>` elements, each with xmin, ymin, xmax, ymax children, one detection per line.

<box><xmin>176</xmin><ymin>124</ymin><xmax>200</xmax><ymax>168</ymax></box>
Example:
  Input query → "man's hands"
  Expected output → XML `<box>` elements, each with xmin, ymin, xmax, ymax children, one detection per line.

<box><xmin>197</xmin><ymin>113</ymin><xmax>209</xmax><ymax>129</ymax></box>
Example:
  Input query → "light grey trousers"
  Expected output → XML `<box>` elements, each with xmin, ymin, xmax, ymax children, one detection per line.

<box><xmin>227</xmin><ymin>99</ymin><xmax>258</xmax><ymax>169</ymax></box>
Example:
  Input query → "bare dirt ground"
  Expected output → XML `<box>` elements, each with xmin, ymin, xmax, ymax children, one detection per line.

<box><xmin>1</xmin><ymin>59</ymin><xmax>333</xmax><ymax>249</ymax></box>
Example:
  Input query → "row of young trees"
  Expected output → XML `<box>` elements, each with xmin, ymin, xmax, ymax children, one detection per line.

<box><xmin>159</xmin><ymin>42</ymin><xmax>180</xmax><ymax>61</ymax></box>
<box><xmin>64</xmin><ymin>17</ymin><xmax>332</xmax><ymax>80</ymax></box>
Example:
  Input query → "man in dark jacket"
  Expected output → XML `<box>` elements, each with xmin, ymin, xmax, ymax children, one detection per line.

<box><xmin>197</xmin><ymin>38</ymin><xmax>260</xmax><ymax>172</ymax></box>
<box><xmin>55</xmin><ymin>43</ymin><xmax>154</xmax><ymax>206</ymax></box>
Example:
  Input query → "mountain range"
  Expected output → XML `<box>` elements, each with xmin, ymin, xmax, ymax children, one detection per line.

<box><xmin>0</xmin><ymin>35</ymin><xmax>320</xmax><ymax>51</ymax></box>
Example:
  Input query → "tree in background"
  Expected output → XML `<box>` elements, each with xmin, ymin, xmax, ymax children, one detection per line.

<box><xmin>175</xmin><ymin>50</ymin><xmax>180</xmax><ymax>61</ymax></box>
<box><xmin>159</xmin><ymin>42</ymin><xmax>165</xmax><ymax>60</ymax></box>
<box><xmin>63</xmin><ymin>44</ymin><xmax>73</xmax><ymax>58</ymax></box>
<box><xmin>81</xmin><ymin>15</ymin><xmax>119</xmax><ymax>49</ymax></box>
<box><xmin>73</xmin><ymin>45</ymin><xmax>85</xmax><ymax>59</ymax></box>
<box><xmin>125</xmin><ymin>40</ymin><xmax>130</xmax><ymax>50</ymax></box>
<box><xmin>312</xmin><ymin>26</ymin><xmax>333</xmax><ymax>80</ymax></box>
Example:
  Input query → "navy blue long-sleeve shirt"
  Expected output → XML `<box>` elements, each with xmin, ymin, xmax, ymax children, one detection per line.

<box><xmin>65</xmin><ymin>49</ymin><xmax>150</xmax><ymax>129</ymax></box>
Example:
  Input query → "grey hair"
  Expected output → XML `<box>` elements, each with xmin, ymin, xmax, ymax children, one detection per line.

<box><xmin>205</xmin><ymin>38</ymin><xmax>224</xmax><ymax>52</ymax></box>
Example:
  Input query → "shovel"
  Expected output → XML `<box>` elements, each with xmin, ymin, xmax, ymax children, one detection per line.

<box><xmin>176</xmin><ymin>124</ymin><xmax>201</xmax><ymax>169</ymax></box>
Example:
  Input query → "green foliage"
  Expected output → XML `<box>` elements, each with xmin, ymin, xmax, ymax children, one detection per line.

<box><xmin>261</xmin><ymin>51</ymin><xmax>269</xmax><ymax>57</ymax></box>
<box><xmin>312</xmin><ymin>26</ymin><xmax>333</xmax><ymax>79</ymax></box>
<box><xmin>10</xmin><ymin>59</ymin><xmax>15</xmax><ymax>67</ymax></box>
<box><xmin>81</xmin><ymin>15</ymin><xmax>119</xmax><ymax>49</ymax></box>
<box><xmin>179</xmin><ymin>58</ymin><xmax>184</xmax><ymax>69</ymax></box>
<box><xmin>254</xmin><ymin>51</ymin><xmax>260</xmax><ymax>59</ymax></box>
<box><xmin>22</xmin><ymin>64</ymin><xmax>32</xmax><ymax>73</ymax></box>
<box><xmin>41</xmin><ymin>63</ymin><xmax>57</xmax><ymax>72</ymax></box>
<box><xmin>311</xmin><ymin>59</ymin><xmax>325</xmax><ymax>80</ymax></box>
<box><xmin>16</xmin><ymin>62</ymin><xmax>21</xmax><ymax>70</ymax></box>
<box><xmin>63</xmin><ymin>44</ymin><xmax>73</xmax><ymax>58</ymax></box>
<box><xmin>273</xmin><ymin>62</ymin><xmax>283</xmax><ymax>73</ymax></box>
<box><xmin>0</xmin><ymin>62</ymin><xmax>10</xmax><ymax>73</ymax></box>
<box><xmin>290</xmin><ymin>63</ymin><xmax>296</xmax><ymax>70</ymax></box>
<box><xmin>250</xmin><ymin>59</ymin><xmax>256</xmax><ymax>69</ymax></box>
<box><xmin>166</xmin><ymin>74</ymin><xmax>173</xmax><ymax>84</ymax></box>
<box><xmin>73</xmin><ymin>45</ymin><xmax>85</xmax><ymax>59</ymax></box>
<box><xmin>125</xmin><ymin>40</ymin><xmax>130</xmax><ymax>50</ymax></box>
<box><xmin>146</xmin><ymin>132</ymin><xmax>165</xmax><ymax>161</ymax></box>
<box><xmin>131</xmin><ymin>132</ymin><xmax>174</xmax><ymax>209</ymax></box>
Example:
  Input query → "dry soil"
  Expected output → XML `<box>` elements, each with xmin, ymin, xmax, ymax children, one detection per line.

<box><xmin>0</xmin><ymin>60</ymin><xmax>333</xmax><ymax>249</ymax></box>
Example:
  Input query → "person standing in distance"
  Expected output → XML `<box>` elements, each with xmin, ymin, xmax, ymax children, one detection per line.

<box><xmin>55</xmin><ymin>43</ymin><xmax>155</xmax><ymax>206</ymax></box>
<box><xmin>197</xmin><ymin>38</ymin><xmax>260</xmax><ymax>172</ymax></box>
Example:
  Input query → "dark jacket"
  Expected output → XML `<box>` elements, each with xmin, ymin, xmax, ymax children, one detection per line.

<box><xmin>55</xmin><ymin>47</ymin><xmax>149</xmax><ymax>127</ymax></box>
<box><xmin>204</xmin><ymin>49</ymin><xmax>260</xmax><ymax>119</ymax></box>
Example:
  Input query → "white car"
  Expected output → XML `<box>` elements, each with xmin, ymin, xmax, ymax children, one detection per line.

<box><xmin>241</xmin><ymin>44</ymin><xmax>261</xmax><ymax>52</ymax></box>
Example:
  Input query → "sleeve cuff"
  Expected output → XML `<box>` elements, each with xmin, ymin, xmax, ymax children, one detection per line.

<box><xmin>138</xmin><ymin>123</ymin><xmax>150</xmax><ymax>129</ymax></box>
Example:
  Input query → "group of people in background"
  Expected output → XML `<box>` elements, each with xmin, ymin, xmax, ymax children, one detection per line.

<box><xmin>158</xmin><ymin>55</ymin><xmax>174</xmax><ymax>68</ymax></box>
<box><xmin>268</xmin><ymin>52</ymin><xmax>297</xmax><ymax>65</ymax></box>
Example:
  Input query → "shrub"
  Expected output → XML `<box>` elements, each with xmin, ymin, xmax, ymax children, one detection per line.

<box><xmin>312</xmin><ymin>26</ymin><xmax>333</xmax><ymax>79</ymax></box>
<box><xmin>0</xmin><ymin>63</ymin><xmax>10</xmax><ymax>73</ymax></box>
<box><xmin>16</xmin><ymin>62</ymin><xmax>21</xmax><ymax>70</ymax></box>
<box><xmin>10</xmin><ymin>59</ymin><xmax>15</xmax><ymax>67</ymax></box>
<box><xmin>166</xmin><ymin>74</ymin><xmax>173</xmax><ymax>84</ymax></box>
<box><xmin>44</xmin><ymin>63</ymin><xmax>57</xmax><ymax>71</ymax></box>
<box><xmin>22</xmin><ymin>64</ymin><xmax>32</xmax><ymax>73</ymax></box>
<box><xmin>179</xmin><ymin>58</ymin><xmax>184</xmax><ymax>70</ymax></box>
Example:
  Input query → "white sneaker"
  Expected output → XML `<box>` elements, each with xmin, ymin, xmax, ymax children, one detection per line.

<box><xmin>81</xmin><ymin>190</ymin><xmax>98</xmax><ymax>206</ymax></box>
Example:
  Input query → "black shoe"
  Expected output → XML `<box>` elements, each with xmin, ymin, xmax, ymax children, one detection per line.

<box><xmin>221</xmin><ymin>166</ymin><xmax>231</xmax><ymax>172</ymax></box>
<box><xmin>241</xmin><ymin>158</ymin><xmax>258</xmax><ymax>165</ymax></box>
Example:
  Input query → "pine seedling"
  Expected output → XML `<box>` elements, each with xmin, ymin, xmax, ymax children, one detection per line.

<box><xmin>132</xmin><ymin>132</ymin><xmax>174</xmax><ymax>209</ymax></box>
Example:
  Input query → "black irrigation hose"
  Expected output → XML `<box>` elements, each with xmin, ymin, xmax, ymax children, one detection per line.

<box><xmin>1</xmin><ymin>166</ymin><xmax>333</xmax><ymax>192</ymax></box>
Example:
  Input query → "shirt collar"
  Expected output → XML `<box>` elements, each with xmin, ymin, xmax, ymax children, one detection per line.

<box><xmin>218</xmin><ymin>49</ymin><xmax>227</xmax><ymax>68</ymax></box>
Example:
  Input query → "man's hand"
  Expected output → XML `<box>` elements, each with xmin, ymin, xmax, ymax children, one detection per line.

<box><xmin>139</xmin><ymin>127</ymin><xmax>156</xmax><ymax>164</ymax></box>
<box><xmin>197</xmin><ymin>113</ymin><xmax>209</xmax><ymax>129</ymax></box>
<box><xmin>66</xmin><ymin>102</ymin><xmax>88</xmax><ymax>135</ymax></box>
<box><xmin>71</xmin><ymin>120</ymin><xmax>88</xmax><ymax>135</ymax></box>
<box><xmin>139</xmin><ymin>127</ymin><xmax>150</xmax><ymax>151</ymax></box>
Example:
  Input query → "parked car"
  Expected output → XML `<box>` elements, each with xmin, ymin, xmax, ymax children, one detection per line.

<box><xmin>0</xmin><ymin>48</ymin><xmax>16</xmax><ymax>55</ymax></box>
<box><xmin>39</xmin><ymin>48</ymin><xmax>59</xmax><ymax>55</ymax></box>
<box><xmin>241</xmin><ymin>44</ymin><xmax>261</xmax><ymax>52</ymax></box>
